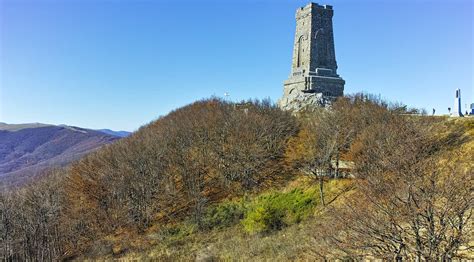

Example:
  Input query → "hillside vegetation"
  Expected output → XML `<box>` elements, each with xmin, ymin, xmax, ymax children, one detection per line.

<box><xmin>0</xmin><ymin>95</ymin><xmax>472</xmax><ymax>261</ymax></box>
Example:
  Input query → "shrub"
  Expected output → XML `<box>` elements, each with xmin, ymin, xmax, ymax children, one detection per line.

<box><xmin>241</xmin><ymin>188</ymin><xmax>317</xmax><ymax>233</ymax></box>
<box><xmin>201</xmin><ymin>200</ymin><xmax>245</xmax><ymax>230</ymax></box>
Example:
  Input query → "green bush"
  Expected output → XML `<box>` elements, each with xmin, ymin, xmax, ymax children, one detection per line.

<box><xmin>196</xmin><ymin>186</ymin><xmax>320</xmax><ymax>233</ymax></box>
<box><xmin>241</xmin><ymin>188</ymin><xmax>317</xmax><ymax>233</ymax></box>
<box><xmin>201</xmin><ymin>200</ymin><xmax>245</xmax><ymax>230</ymax></box>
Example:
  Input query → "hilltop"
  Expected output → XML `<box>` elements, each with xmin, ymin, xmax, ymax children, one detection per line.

<box><xmin>0</xmin><ymin>95</ymin><xmax>472</xmax><ymax>261</ymax></box>
<box><xmin>106</xmin><ymin>100</ymin><xmax>474</xmax><ymax>261</ymax></box>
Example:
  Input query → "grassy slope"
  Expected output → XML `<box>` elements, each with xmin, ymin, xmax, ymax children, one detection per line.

<box><xmin>436</xmin><ymin>117</ymin><xmax>473</xmax><ymax>166</ymax></box>
<box><xmin>91</xmin><ymin>178</ymin><xmax>353</xmax><ymax>261</ymax></box>
<box><xmin>87</xmin><ymin>116</ymin><xmax>473</xmax><ymax>261</ymax></box>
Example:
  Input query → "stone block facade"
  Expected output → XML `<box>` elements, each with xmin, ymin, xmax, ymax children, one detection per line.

<box><xmin>279</xmin><ymin>3</ymin><xmax>345</xmax><ymax>110</ymax></box>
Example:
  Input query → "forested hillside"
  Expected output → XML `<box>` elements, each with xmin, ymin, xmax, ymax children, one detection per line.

<box><xmin>0</xmin><ymin>95</ymin><xmax>472</xmax><ymax>261</ymax></box>
<box><xmin>0</xmin><ymin>125</ymin><xmax>119</xmax><ymax>187</ymax></box>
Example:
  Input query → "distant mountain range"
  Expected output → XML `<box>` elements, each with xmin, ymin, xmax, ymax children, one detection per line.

<box><xmin>0</xmin><ymin>122</ymin><xmax>130</xmax><ymax>187</ymax></box>
<box><xmin>96</xmin><ymin>129</ymin><xmax>131</xmax><ymax>138</ymax></box>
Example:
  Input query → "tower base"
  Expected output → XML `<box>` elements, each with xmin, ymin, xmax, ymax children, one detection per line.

<box><xmin>278</xmin><ymin>91</ymin><xmax>336</xmax><ymax>112</ymax></box>
<box><xmin>279</xmin><ymin>74</ymin><xmax>345</xmax><ymax>111</ymax></box>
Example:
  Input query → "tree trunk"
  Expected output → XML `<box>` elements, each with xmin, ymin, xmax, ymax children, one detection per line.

<box><xmin>319</xmin><ymin>175</ymin><xmax>325</xmax><ymax>206</ymax></box>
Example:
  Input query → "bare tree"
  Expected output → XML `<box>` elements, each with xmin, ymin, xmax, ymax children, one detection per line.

<box><xmin>320</xmin><ymin>115</ymin><xmax>473</xmax><ymax>260</ymax></box>
<box><xmin>286</xmin><ymin>94</ymin><xmax>393</xmax><ymax>206</ymax></box>
<box><xmin>0</xmin><ymin>169</ymin><xmax>68</xmax><ymax>261</ymax></box>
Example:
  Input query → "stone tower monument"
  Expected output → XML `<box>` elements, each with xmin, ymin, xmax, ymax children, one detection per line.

<box><xmin>452</xmin><ymin>88</ymin><xmax>463</xmax><ymax>117</ymax></box>
<box><xmin>279</xmin><ymin>3</ymin><xmax>345</xmax><ymax>111</ymax></box>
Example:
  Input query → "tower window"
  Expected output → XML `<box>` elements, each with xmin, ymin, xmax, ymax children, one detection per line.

<box><xmin>297</xmin><ymin>35</ymin><xmax>304</xmax><ymax>67</ymax></box>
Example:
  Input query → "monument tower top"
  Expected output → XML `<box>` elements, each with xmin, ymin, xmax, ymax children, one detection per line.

<box><xmin>291</xmin><ymin>2</ymin><xmax>339</xmax><ymax>78</ymax></box>
<box><xmin>279</xmin><ymin>2</ymin><xmax>345</xmax><ymax>111</ymax></box>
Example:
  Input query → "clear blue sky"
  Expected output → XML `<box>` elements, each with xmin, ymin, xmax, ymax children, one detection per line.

<box><xmin>1</xmin><ymin>0</ymin><xmax>472</xmax><ymax>131</ymax></box>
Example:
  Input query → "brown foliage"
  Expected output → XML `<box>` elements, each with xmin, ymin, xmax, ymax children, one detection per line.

<box><xmin>1</xmin><ymin>98</ymin><xmax>298</xmax><ymax>260</ymax></box>
<box><xmin>318</xmin><ymin>110</ymin><xmax>473</xmax><ymax>260</ymax></box>
<box><xmin>0</xmin><ymin>169</ymin><xmax>70</xmax><ymax>260</ymax></box>
<box><xmin>285</xmin><ymin>94</ymin><xmax>397</xmax><ymax>205</ymax></box>
<box><xmin>64</xmin><ymin>98</ymin><xmax>297</xmax><ymax>254</ymax></box>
